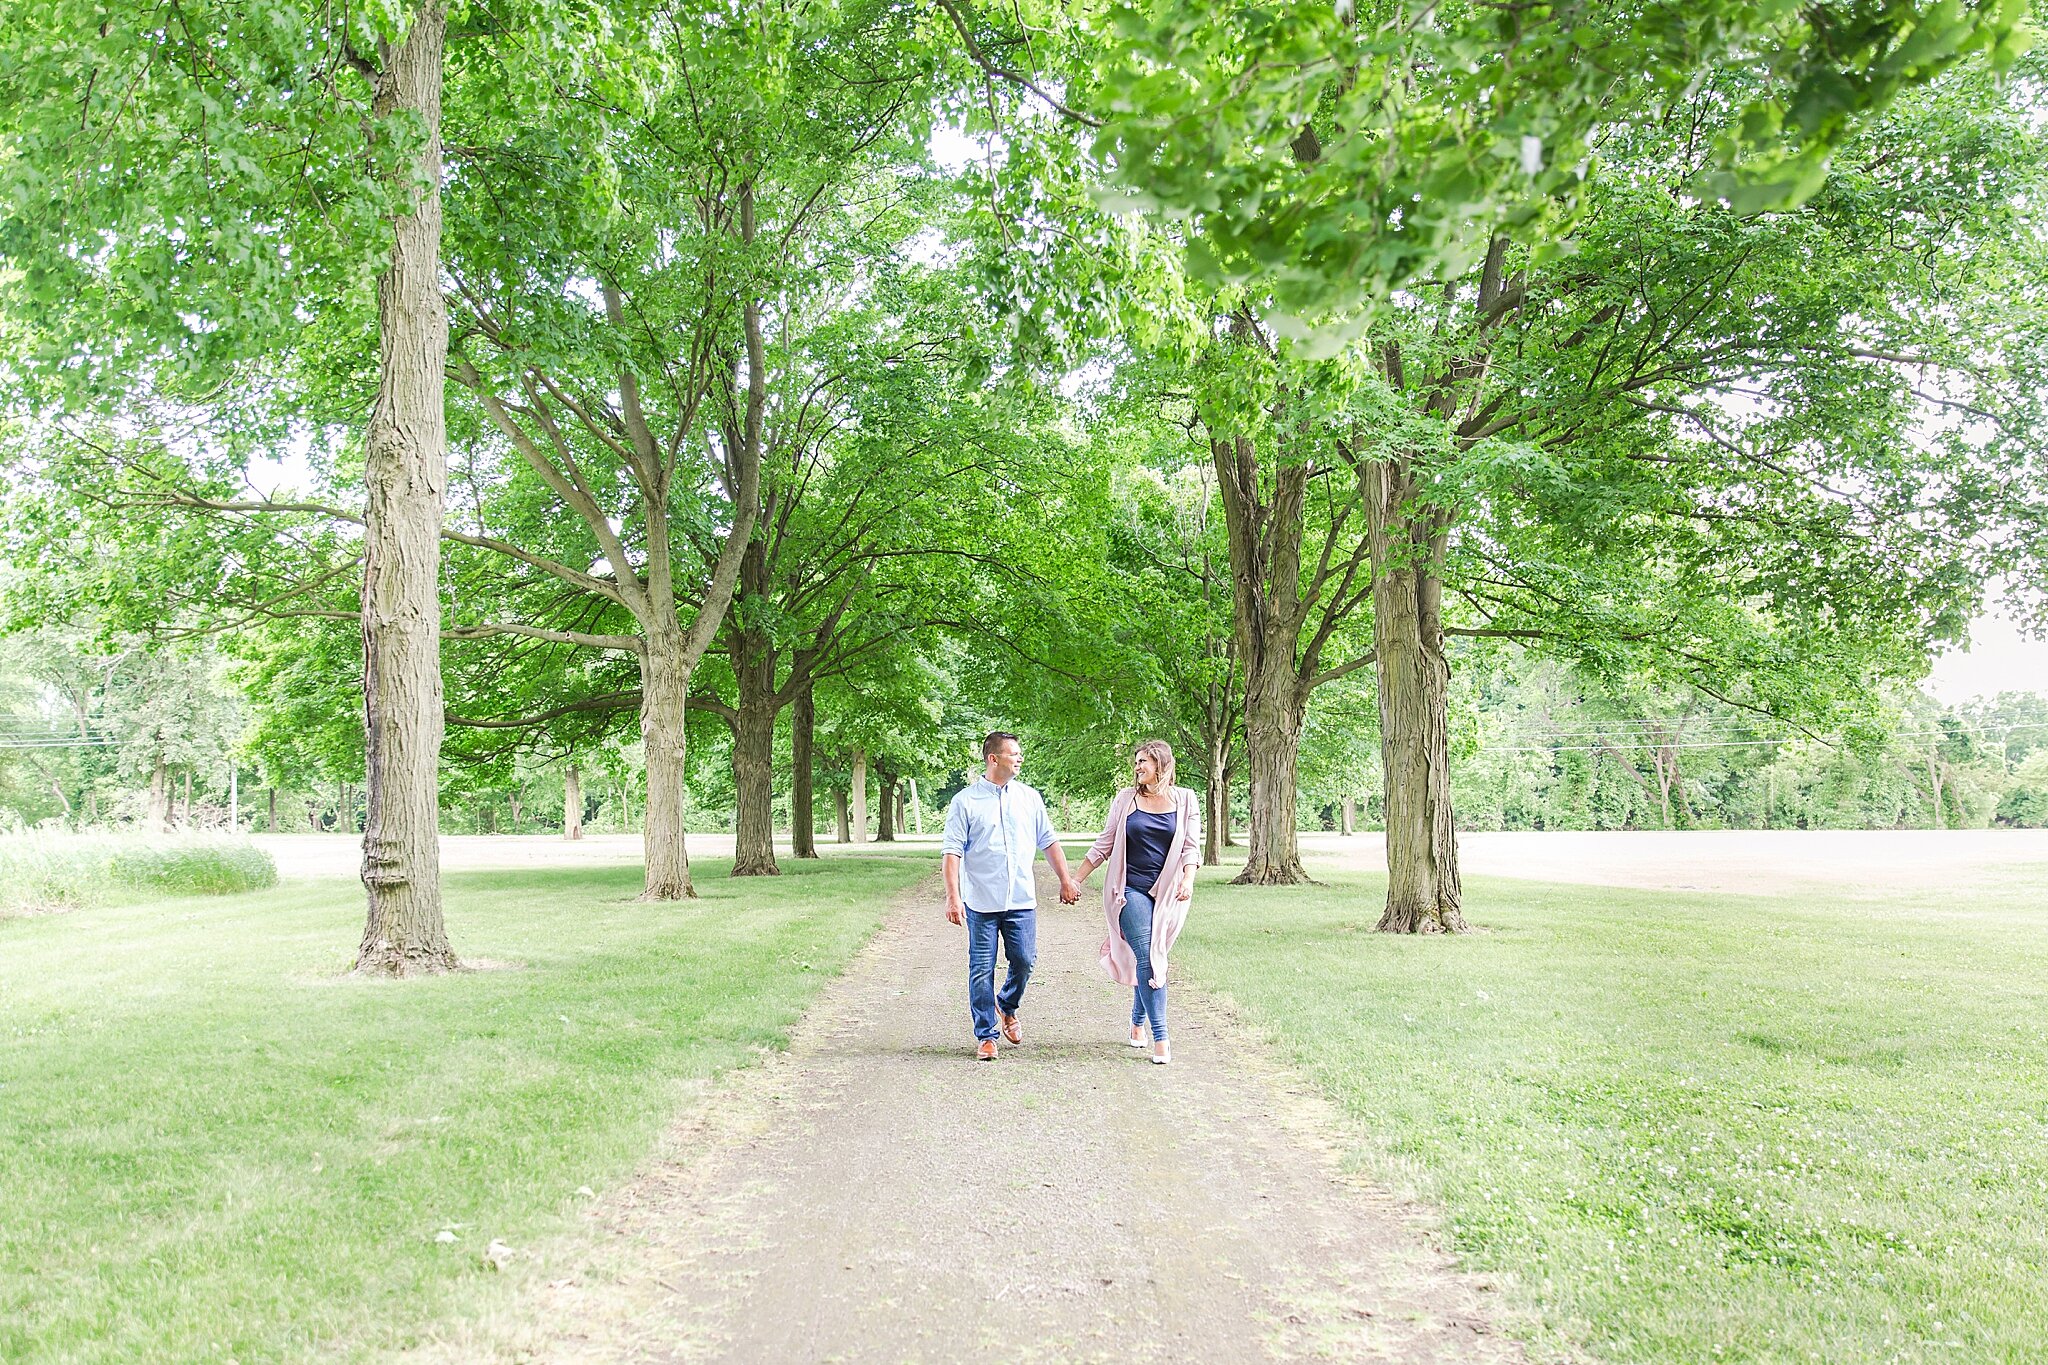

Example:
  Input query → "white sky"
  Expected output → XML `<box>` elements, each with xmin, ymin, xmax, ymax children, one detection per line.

<box><xmin>1927</xmin><ymin>610</ymin><xmax>2048</xmax><ymax>704</ymax></box>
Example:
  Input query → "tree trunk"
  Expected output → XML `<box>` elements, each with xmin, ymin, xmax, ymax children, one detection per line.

<box><xmin>1928</xmin><ymin>749</ymin><xmax>1946</xmax><ymax>830</ymax></box>
<box><xmin>1368</xmin><ymin>472</ymin><xmax>1465</xmax><ymax>934</ymax></box>
<box><xmin>1204</xmin><ymin>780</ymin><xmax>1227</xmax><ymax>864</ymax></box>
<box><xmin>876</xmin><ymin>771</ymin><xmax>897</xmax><ymax>842</ymax></box>
<box><xmin>563</xmin><ymin>763</ymin><xmax>583</xmax><ymax>839</ymax></box>
<box><xmin>791</xmin><ymin>683</ymin><xmax>818</xmax><ymax>859</ymax></box>
<box><xmin>907</xmin><ymin>777</ymin><xmax>921</xmax><ymax>834</ymax></box>
<box><xmin>640</xmin><ymin>632</ymin><xmax>696</xmax><ymax>899</ymax></box>
<box><xmin>147</xmin><ymin>758</ymin><xmax>171</xmax><ymax>831</ymax></box>
<box><xmin>354</xmin><ymin>0</ymin><xmax>454</xmax><ymax>977</ymax></box>
<box><xmin>509</xmin><ymin>793</ymin><xmax>522</xmax><ymax>830</ymax></box>
<box><xmin>229</xmin><ymin>765</ymin><xmax>239</xmax><ymax>829</ymax></box>
<box><xmin>181</xmin><ymin>769</ymin><xmax>192</xmax><ymax>827</ymax></box>
<box><xmin>834</xmin><ymin>787</ymin><xmax>851</xmax><ymax>843</ymax></box>
<box><xmin>850</xmin><ymin>748</ymin><xmax>868</xmax><ymax>843</ymax></box>
<box><xmin>267</xmin><ymin>786</ymin><xmax>277</xmax><ymax>832</ymax></box>
<box><xmin>729</xmin><ymin>678</ymin><xmax>781</xmax><ymax>875</ymax></box>
<box><xmin>1211</xmin><ymin>432</ymin><xmax>1309</xmax><ymax>884</ymax></box>
<box><xmin>1235</xmin><ymin>668</ymin><xmax>1310</xmax><ymax>883</ymax></box>
<box><xmin>1341</xmin><ymin>795</ymin><xmax>1356</xmax><ymax>835</ymax></box>
<box><xmin>1203</xmin><ymin>731</ymin><xmax>1230</xmax><ymax>864</ymax></box>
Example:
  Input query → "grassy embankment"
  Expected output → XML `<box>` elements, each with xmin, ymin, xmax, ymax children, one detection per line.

<box><xmin>1181</xmin><ymin>862</ymin><xmax>2048</xmax><ymax>1365</ymax></box>
<box><xmin>0</xmin><ymin>829</ymin><xmax>278</xmax><ymax>917</ymax></box>
<box><xmin>0</xmin><ymin>851</ymin><xmax>928</xmax><ymax>1363</ymax></box>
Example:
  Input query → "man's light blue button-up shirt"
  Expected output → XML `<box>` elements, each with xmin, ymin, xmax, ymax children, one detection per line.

<box><xmin>941</xmin><ymin>777</ymin><xmax>1056</xmax><ymax>913</ymax></box>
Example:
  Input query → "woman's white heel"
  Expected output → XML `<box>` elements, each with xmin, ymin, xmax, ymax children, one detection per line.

<box><xmin>1128</xmin><ymin>1025</ymin><xmax>1147</xmax><ymax>1048</ymax></box>
<box><xmin>1151</xmin><ymin>1040</ymin><xmax>1171</xmax><ymax>1065</ymax></box>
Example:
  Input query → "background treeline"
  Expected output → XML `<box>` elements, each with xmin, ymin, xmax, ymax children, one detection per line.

<box><xmin>8</xmin><ymin>619</ymin><xmax>2045</xmax><ymax>837</ymax></box>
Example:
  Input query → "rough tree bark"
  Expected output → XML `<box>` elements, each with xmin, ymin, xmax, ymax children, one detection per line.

<box><xmin>721</xmin><ymin>536</ymin><xmax>783</xmax><ymax>875</ymax></box>
<box><xmin>353</xmin><ymin>1</ymin><xmax>455</xmax><ymax>976</ymax></box>
<box><xmin>1198</xmin><ymin>655</ymin><xmax>1238</xmax><ymax>866</ymax></box>
<box><xmin>640</xmin><ymin>630</ymin><xmax>697</xmax><ymax>898</ymax></box>
<box><xmin>791</xmin><ymin>682</ymin><xmax>818</xmax><ymax>858</ymax></box>
<box><xmin>1367</xmin><ymin>460</ymin><xmax>1465</xmax><ymax>934</ymax></box>
<box><xmin>833</xmin><ymin>787</ymin><xmax>850</xmax><ymax>843</ymax></box>
<box><xmin>1214</xmin><ymin>432</ymin><xmax>1315</xmax><ymax>885</ymax></box>
<box><xmin>875</xmin><ymin>765</ymin><xmax>897</xmax><ymax>842</ymax></box>
<box><xmin>563</xmin><ymin>763</ymin><xmax>582</xmax><ymax>840</ymax></box>
<box><xmin>147</xmin><ymin>757</ymin><xmax>171</xmax><ymax>832</ymax></box>
<box><xmin>1204</xmin><ymin>778</ymin><xmax>1228</xmax><ymax>864</ymax></box>
<box><xmin>850</xmin><ymin>748</ymin><xmax>868</xmax><ymax>843</ymax></box>
<box><xmin>729</xmin><ymin>683</ymin><xmax>780</xmax><ymax>873</ymax></box>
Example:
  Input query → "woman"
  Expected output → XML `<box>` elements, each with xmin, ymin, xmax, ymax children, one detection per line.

<box><xmin>1072</xmin><ymin>740</ymin><xmax>1201</xmax><ymax>1065</ymax></box>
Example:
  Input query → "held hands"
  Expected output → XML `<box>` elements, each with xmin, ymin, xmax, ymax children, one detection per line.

<box><xmin>1059</xmin><ymin>857</ymin><xmax>1093</xmax><ymax>905</ymax></box>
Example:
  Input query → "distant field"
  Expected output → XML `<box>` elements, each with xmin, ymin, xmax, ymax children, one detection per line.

<box><xmin>1181</xmin><ymin>861</ymin><xmax>2048</xmax><ymax>1364</ymax></box>
<box><xmin>255</xmin><ymin>827</ymin><xmax>2048</xmax><ymax>900</ymax></box>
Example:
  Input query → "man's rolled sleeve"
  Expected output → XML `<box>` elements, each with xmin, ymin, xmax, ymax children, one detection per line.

<box><xmin>1034</xmin><ymin>791</ymin><xmax>1057</xmax><ymax>851</ymax></box>
<box><xmin>941</xmin><ymin>798</ymin><xmax>971</xmax><ymax>859</ymax></box>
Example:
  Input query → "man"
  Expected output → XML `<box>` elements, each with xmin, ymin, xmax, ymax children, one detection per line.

<box><xmin>941</xmin><ymin>731</ymin><xmax>1081</xmax><ymax>1060</ymax></box>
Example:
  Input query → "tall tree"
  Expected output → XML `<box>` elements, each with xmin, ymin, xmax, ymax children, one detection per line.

<box><xmin>354</xmin><ymin>2</ymin><xmax>453</xmax><ymax>969</ymax></box>
<box><xmin>1352</xmin><ymin>57</ymin><xmax>2048</xmax><ymax>928</ymax></box>
<box><xmin>0</xmin><ymin>0</ymin><xmax>472</xmax><ymax>969</ymax></box>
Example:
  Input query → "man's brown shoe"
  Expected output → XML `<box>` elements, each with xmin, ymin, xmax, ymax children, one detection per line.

<box><xmin>976</xmin><ymin>1039</ymin><xmax>997</xmax><ymax>1062</ymax></box>
<box><xmin>998</xmin><ymin>1011</ymin><xmax>1022</xmax><ymax>1045</ymax></box>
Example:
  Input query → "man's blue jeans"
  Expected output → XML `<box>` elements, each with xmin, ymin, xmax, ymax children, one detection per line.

<box><xmin>965</xmin><ymin>907</ymin><xmax>1036</xmax><ymax>1041</ymax></box>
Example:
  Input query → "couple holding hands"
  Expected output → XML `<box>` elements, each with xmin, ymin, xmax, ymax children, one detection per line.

<box><xmin>941</xmin><ymin>732</ymin><xmax>1200</xmax><ymax>1066</ymax></box>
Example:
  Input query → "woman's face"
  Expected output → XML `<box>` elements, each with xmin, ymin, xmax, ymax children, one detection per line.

<box><xmin>1133</xmin><ymin>751</ymin><xmax>1158</xmax><ymax>785</ymax></box>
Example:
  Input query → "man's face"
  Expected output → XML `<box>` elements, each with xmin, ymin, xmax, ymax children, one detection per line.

<box><xmin>986</xmin><ymin>739</ymin><xmax>1022</xmax><ymax>784</ymax></box>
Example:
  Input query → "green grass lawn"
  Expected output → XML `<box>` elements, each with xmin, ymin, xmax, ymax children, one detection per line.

<box><xmin>1179</xmin><ymin>864</ymin><xmax>2048</xmax><ymax>1365</ymax></box>
<box><xmin>0</xmin><ymin>853</ymin><xmax>928</xmax><ymax>1364</ymax></box>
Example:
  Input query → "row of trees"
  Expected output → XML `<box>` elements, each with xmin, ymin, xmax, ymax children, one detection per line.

<box><xmin>12</xmin><ymin>615</ymin><xmax>2047</xmax><ymax>838</ymax></box>
<box><xmin>1447</xmin><ymin>666</ymin><xmax>2048</xmax><ymax>832</ymax></box>
<box><xmin>4</xmin><ymin>2</ymin><xmax>2046</xmax><ymax>970</ymax></box>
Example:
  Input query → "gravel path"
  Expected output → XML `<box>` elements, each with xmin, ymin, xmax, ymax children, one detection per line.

<box><xmin>415</xmin><ymin>868</ymin><xmax>1527</xmax><ymax>1364</ymax></box>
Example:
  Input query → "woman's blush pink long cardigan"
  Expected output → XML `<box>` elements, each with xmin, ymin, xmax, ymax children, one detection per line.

<box><xmin>1088</xmin><ymin>784</ymin><xmax>1203</xmax><ymax>990</ymax></box>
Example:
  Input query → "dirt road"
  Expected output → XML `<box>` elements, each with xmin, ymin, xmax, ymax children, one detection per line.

<box><xmin>407</xmin><ymin>869</ymin><xmax>1526</xmax><ymax>1364</ymax></box>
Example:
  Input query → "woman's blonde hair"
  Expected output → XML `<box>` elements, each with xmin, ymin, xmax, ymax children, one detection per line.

<box><xmin>1133</xmin><ymin>739</ymin><xmax>1176</xmax><ymax>796</ymax></box>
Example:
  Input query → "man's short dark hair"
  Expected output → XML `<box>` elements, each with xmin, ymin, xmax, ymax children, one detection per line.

<box><xmin>983</xmin><ymin>731</ymin><xmax>1020</xmax><ymax>759</ymax></box>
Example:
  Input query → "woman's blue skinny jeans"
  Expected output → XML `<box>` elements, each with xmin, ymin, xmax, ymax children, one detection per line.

<box><xmin>1121</xmin><ymin>886</ymin><xmax>1168</xmax><ymax>1041</ymax></box>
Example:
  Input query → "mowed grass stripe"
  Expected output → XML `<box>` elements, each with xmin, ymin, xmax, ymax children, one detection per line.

<box><xmin>0</xmin><ymin>855</ymin><xmax>927</xmax><ymax>1364</ymax></box>
<box><xmin>1178</xmin><ymin>866</ymin><xmax>2048</xmax><ymax>1365</ymax></box>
